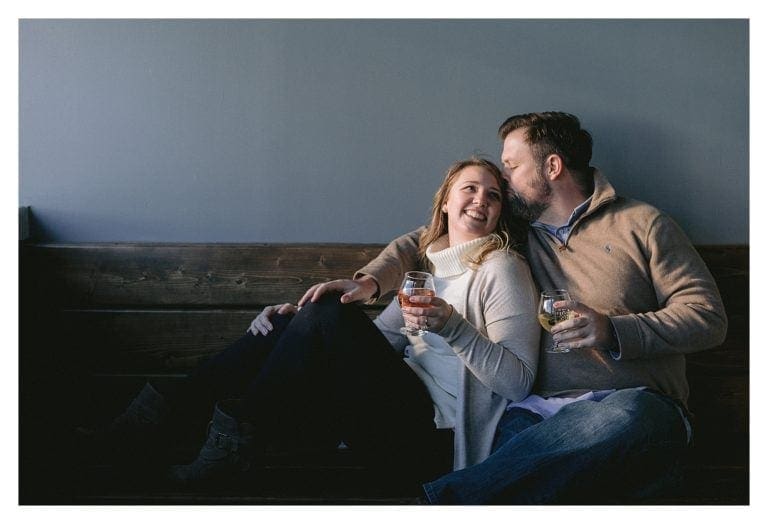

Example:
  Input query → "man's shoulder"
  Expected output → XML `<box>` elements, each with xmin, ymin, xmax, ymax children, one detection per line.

<box><xmin>591</xmin><ymin>197</ymin><xmax>692</xmax><ymax>249</ymax></box>
<box><xmin>602</xmin><ymin>196</ymin><xmax>669</xmax><ymax>226</ymax></box>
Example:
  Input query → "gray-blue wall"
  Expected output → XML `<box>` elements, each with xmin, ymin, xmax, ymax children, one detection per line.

<box><xmin>19</xmin><ymin>19</ymin><xmax>748</xmax><ymax>244</ymax></box>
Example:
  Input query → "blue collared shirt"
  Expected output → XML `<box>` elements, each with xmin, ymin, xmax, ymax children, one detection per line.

<box><xmin>531</xmin><ymin>197</ymin><xmax>592</xmax><ymax>244</ymax></box>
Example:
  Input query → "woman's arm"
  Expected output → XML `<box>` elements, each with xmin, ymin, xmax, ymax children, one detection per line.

<box><xmin>438</xmin><ymin>253</ymin><xmax>541</xmax><ymax>401</ymax></box>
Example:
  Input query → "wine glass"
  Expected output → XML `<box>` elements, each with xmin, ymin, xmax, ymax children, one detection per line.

<box><xmin>398</xmin><ymin>271</ymin><xmax>436</xmax><ymax>336</ymax></box>
<box><xmin>537</xmin><ymin>289</ymin><xmax>573</xmax><ymax>353</ymax></box>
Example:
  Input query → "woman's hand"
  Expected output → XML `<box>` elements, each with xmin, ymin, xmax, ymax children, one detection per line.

<box><xmin>298</xmin><ymin>276</ymin><xmax>379</xmax><ymax>307</ymax></box>
<box><xmin>402</xmin><ymin>295</ymin><xmax>454</xmax><ymax>333</ymax></box>
<box><xmin>248</xmin><ymin>303</ymin><xmax>299</xmax><ymax>336</ymax></box>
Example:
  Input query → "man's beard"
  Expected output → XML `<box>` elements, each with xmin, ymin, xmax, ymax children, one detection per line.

<box><xmin>507</xmin><ymin>191</ymin><xmax>547</xmax><ymax>221</ymax></box>
<box><xmin>507</xmin><ymin>168</ymin><xmax>551</xmax><ymax>222</ymax></box>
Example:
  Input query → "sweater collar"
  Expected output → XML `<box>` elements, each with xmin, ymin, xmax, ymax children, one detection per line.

<box><xmin>583</xmin><ymin>169</ymin><xmax>617</xmax><ymax>218</ymax></box>
<box><xmin>426</xmin><ymin>235</ymin><xmax>491</xmax><ymax>277</ymax></box>
<box><xmin>562</xmin><ymin>169</ymin><xmax>618</xmax><ymax>235</ymax></box>
<box><xmin>529</xmin><ymin>169</ymin><xmax>618</xmax><ymax>245</ymax></box>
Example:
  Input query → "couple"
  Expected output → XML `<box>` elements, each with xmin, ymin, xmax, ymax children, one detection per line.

<box><xmin>93</xmin><ymin>112</ymin><xmax>727</xmax><ymax>504</ymax></box>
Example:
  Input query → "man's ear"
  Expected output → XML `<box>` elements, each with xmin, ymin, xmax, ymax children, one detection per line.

<box><xmin>545</xmin><ymin>154</ymin><xmax>564</xmax><ymax>180</ymax></box>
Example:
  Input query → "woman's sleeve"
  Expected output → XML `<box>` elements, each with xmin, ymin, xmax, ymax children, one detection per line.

<box><xmin>437</xmin><ymin>253</ymin><xmax>541</xmax><ymax>401</ymax></box>
<box><xmin>373</xmin><ymin>298</ymin><xmax>409</xmax><ymax>355</ymax></box>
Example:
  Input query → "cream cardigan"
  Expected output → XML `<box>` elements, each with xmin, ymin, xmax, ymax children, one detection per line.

<box><xmin>373</xmin><ymin>238</ymin><xmax>540</xmax><ymax>470</ymax></box>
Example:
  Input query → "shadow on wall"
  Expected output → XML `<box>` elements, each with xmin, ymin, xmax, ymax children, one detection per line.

<box><xmin>588</xmin><ymin>115</ymin><xmax>739</xmax><ymax>242</ymax></box>
<box><xmin>19</xmin><ymin>207</ymin><xmax>179</xmax><ymax>244</ymax></box>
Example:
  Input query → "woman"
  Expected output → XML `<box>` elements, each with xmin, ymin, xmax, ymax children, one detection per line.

<box><xmin>95</xmin><ymin>157</ymin><xmax>540</xmax><ymax>485</ymax></box>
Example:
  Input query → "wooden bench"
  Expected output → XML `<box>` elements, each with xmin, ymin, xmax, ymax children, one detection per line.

<box><xmin>19</xmin><ymin>225</ymin><xmax>748</xmax><ymax>504</ymax></box>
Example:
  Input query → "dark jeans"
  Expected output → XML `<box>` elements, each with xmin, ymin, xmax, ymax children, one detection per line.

<box><xmin>158</xmin><ymin>295</ymin><xmax>451</xmax><ymax>480</ymax></box>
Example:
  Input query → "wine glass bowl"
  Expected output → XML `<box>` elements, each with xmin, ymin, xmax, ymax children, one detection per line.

<box><xmin>398</xmin><ymin>271</ymin><xmax>436</xmax><ymax>336</ymax></box>
<box><xmin>538</xmin><ymin>289</ymin><xmax>573</xmax><ymax>353</ymax></box>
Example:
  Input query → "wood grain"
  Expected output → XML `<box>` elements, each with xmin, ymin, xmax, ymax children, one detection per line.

<box><xmin>22</xmin><ymin>243</ymin><xmax>388</xmax><ymax>307</ymax></box>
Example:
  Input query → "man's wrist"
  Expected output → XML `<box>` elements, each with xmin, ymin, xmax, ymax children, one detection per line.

<box><xmin>606</xmin><ymin>319</ymin><xmax>621</xmax><ymax>359</ymax></box>
<box><xmin>356</xmin><ymin>274</ymin><xmax>381</xmax><ymax>303</ymax></box>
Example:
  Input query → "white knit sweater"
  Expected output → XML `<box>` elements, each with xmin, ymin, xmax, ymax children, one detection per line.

<box><xmin>400</xmin><ymin>236</ymin><xmax>488</xmax><ymax>429</ymax></box>
<box><xmin>374</xmin><ymin>235</ymin><xmax>541</xmax><ymax>470</ymax></box>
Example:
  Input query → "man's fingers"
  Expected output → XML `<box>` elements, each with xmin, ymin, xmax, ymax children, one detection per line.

<box><xmin>558</xmin><ymin>300</ymin><xmax>589</xmax><ymax>315</ymax></box>
<box><xmin>551</xmin><ymin>315</ymin><xmax>583</xmax><ymax>333</ymax></box>
<box><xmin>298</xmin><ymin>285</ymin><xmax>320</xmax><ymax>307</ymax></box>
<box><xmin>311</xmin><ymin>282</ymin><xmax>345</xmax><ymax>303</ymax></box>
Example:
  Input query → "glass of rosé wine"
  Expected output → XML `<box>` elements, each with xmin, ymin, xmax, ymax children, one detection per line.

<box><xmin>398</xmin><ymin>271</ymin><xmax>436</xmax><ymax>336</ymax></box>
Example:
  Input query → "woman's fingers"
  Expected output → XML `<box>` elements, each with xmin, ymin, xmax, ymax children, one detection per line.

<box><xmin>277</xmin><ymin>303</ymin><xmax>299</xmax><ymax>315</ymax></box>
<box><xmin>402</xmin><ymin>297</ymin><xmax>452</xmax><ymax>333</ymax></box>
<box><xmin>249</xmin><ymin>304</ymin><xmax>297</xmax><ymax>336</ymax></box>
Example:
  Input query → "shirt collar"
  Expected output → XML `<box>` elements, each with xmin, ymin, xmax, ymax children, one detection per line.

<box><xmin>532</xmin><ymin>196</ymin><xmax>593</xmax><ymax>243</ymax></box>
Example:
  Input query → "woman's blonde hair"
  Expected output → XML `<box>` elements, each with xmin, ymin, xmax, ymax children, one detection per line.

<box><xmin>418</xmin><ymin>156</ymin><xmax>526</xmax><ymax>269</ymax></box>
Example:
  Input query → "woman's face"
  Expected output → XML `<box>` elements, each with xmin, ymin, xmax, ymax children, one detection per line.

<box><xmin>442</xmin><ymin>166</ymin><xmax>503</xmax><ymax>246</ymax></box>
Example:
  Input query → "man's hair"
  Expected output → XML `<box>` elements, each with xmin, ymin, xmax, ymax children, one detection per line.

<box><xmin>498</xmin><ymin>112</ymin><xmax>594</xmax><ymax>193</ymax></box>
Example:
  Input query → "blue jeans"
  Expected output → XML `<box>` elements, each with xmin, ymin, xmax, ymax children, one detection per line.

<box><xmin>423</xmin><ymin>388</ymin><xmax>689</xmax><ymax>504</ymax></box>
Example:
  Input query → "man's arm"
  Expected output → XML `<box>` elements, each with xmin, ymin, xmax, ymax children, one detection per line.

<box><xmin>297</xmin><ymin>227</ymin><xmax>425</xmax><ymax>306</ymax></box>
<box><xmin>353</xmin><ymin>227</ymin><xmax>426</xmax><ymax>298</ymax></box>
<box><xmin>607</xmin><ymin>214</ymin><xmax>727</xmax><ymax>359</ymax></box>
<box><xmin>553</xmin><ymin>213</ymin><xmax>727</xmax><ymax>359</ymax></box>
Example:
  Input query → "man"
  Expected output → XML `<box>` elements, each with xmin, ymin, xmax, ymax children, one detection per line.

<box><xmin>298</xmin><ymin>112</ymin><xmax>727</xmax><ymax>503</ymax></box>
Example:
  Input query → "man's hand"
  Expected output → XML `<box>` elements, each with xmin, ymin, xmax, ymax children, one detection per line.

<box><xmin>248</xmin><ymin>303</ymin><xmax>299</xmax><ymax>336</ymax></box>
<box><xmin>551</xmin><ymin>301</ymin><xmax>617</xmax><ymax>352</ymax></box>
<box><xmin>298</xmin><ymin>275</ymin><xmax>379</xmax><ymax>307</ymax></box>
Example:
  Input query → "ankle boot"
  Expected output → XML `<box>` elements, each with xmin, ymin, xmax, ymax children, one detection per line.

<box><xmin>110</xmin><ymin>382</ymin><xmax>170</xmax><ymax>434</ymax></box>
<box><xmin>167</xmin><ymin>400</ymin><xmax>257</xmax><ymax>484</ymax></box>
<box><xmin>77</xmin><ymin>382</ymin><xmax>171</xmax><ymax>463</ymax></box>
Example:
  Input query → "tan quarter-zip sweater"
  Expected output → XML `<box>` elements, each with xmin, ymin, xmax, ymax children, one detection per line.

<box><xmin>356</xmin><ymin>170</ymin><xmax>727</xmax><ymax>409</ymax></box>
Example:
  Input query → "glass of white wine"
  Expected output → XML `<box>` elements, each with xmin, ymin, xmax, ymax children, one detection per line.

<box><xmin>398</xmin><ymin>271</ymin><xmax>436</xmax><ymax>336</ymax></box>
<box><xmin>537</xmin><ymin>289</ymin><xmax>573</xmax><ymax>353</ymax></box>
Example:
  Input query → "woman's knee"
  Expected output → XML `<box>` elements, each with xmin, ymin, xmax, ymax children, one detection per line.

<box><xmin>267</xmin><ymin>312</ymin><xmax>294</xmax><ymax>334</ymax></box>
<box><xmin>298</xmin><ymin>293</ymin><xmax>356</xmax><ymax>324</ymax></box>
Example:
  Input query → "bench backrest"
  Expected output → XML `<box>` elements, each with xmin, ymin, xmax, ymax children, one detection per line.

<box><xmin>20</xmin><ymin>242</ymin><xmax>748</xmax><ymax>467</ymax></box>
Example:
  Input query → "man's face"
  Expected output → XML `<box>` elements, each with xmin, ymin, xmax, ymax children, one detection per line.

<box><xmin>500</xmin><ymin>128</ymin><xmax>551</xmax><ymax>221</ymax></box>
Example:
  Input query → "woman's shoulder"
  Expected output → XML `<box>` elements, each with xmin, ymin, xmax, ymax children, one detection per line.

<box><xmin>477</xmin><ymin>249</ymin><xmax>531</xmax><ymax>277</ymax></box>
<box><xmin>474</xmin><ymin>249</ymin><xmax>537</xmax><ymax>305</ymax></box>
<box><xmin>481</xmin><ymin>248</ymin><xmax>528</xmax><ymax>266</ymax></box>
